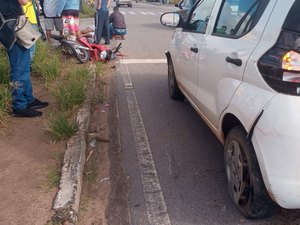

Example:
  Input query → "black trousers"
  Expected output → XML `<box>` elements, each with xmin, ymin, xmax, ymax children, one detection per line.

<box><xmin>95</xmin><ymin>10</ymin><xmax>110</xmax><ymax>44</ymax></box>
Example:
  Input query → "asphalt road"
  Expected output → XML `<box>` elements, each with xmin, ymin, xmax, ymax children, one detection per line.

<box><xmin>110</xmin><ymin>2</ymin><xmax>300</xmax><ymax>225</ymax></box>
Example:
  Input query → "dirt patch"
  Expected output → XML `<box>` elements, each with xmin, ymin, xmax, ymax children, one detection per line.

<box><xmin>0</xmin><ymin>63</ymin><xmax>130</xmax><ymax>225</ymax></box>
<box><xmin>0</xmin><ymin>77</ymin><xmax>66</xmax><ymax>225</ymax></box>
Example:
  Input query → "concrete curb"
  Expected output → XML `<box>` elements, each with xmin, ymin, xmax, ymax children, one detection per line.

<box><xmin>52</xmin><ymin>67</ymin><xmax>96</xmax><ymax>225</ymax></box>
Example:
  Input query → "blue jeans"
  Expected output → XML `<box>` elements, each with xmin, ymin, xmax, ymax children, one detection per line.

<box><xmin>30</xmin><ymin>24</ymin><xmax>38</xmax><ymax>63</ymax></box>
<box><xmin>110</xmin><ymin>24</ymin><xmax>127</xmax><ymax>38</ymax></box>
<box><xmin>7</xmin><ymin>42</ymin><xmax>35</xmax><ymax>110</ymax></box>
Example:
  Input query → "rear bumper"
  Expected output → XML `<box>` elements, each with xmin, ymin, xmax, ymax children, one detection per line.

<box><xmin>252</xmin><ymin>94</ymin><xmax>300</xmax><ymax>208</ymax></box>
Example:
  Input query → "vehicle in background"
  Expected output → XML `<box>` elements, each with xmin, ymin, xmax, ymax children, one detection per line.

<box><xmin>116</xmin><ymin>0</ymin><xmax>132</xmax><ymax>7</ymax></box>
<box><xmin>161</xmin><ymin>0</ymin><xmax>300</xmax><ymax>220</ymax></box>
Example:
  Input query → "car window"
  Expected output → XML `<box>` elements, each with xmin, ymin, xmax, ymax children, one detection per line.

<box><xmin>185</xmin><ymin>0</ymin><xmax>216</xmax><ymax>33</ymax></box>
<box><xmin>213</xmin><ymin>0</ymin><xmax>269</xmax><ymax>37</ymax></box>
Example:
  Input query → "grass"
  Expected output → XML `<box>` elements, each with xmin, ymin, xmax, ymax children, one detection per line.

<box><xmin>47</xmin><ymin>167</ymin><xmax>61</xmax><ymax>188</ymax></box>
<box><xmin>32</xmin><ymin>41</ymin><xmax>61</xmax><ymax>83</ymax></box>
<box><xmin>0</xmin><ymin>48</ymin><xmax>10</xmax><ymax>84</ymax></box>
<box><xmin>49</xmin><ymin>113</ymin><xmax>78</xmax><ymax>141</ymax></box>
<box><xmin>80</xmin><ymin>0</ymin><xmax>95</xmax><ymax>18</ymax></box>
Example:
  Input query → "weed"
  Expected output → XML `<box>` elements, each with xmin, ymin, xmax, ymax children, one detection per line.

<box><xmin>32</xmin><ymin>41</ymin><xmax>61</xmax><ymax>83</ymax></box>
<box><xmin>71</xmin><ymin>66</ymin><xmax>91</xmax><ymax>83</ymax></box>
<box><xmin>0</xmin><ymin>85</ymin><xmax>11</xmax><ymax>127</ymax></box>
<box><xmin>53</xmin><ymin>69</ymin><xmax>89</xmax><ymax>111</ymax></box>
<box><xmin>49</xmin><ymin>113</ymin><xmax>78</xmax><ymax>141</ymax></box>
<box><xmin>47</xmin><ymin>167</ymin><xmax>61</xmax><ymax>188</ymax></box>
<box><xmin>0</xmin><ymin>47</ymin><xmax>10</xmax><ymax>84</ymax></box>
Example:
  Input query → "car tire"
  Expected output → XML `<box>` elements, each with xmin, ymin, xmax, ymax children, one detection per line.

<box><xmin>224</xmin><ymin>126</ymin><xmax>278</xmax><ymax>219</ymax></box>
<box><xmin>168</xmin><ymin>58</ymin><xmax>184</xmax><ymax>100</ymax></box>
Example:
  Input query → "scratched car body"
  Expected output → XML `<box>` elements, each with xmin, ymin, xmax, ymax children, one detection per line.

<box><xmin>161</xmin><ymin>0</ymin><xmax>300</xmax><ymax>219</ymax></box>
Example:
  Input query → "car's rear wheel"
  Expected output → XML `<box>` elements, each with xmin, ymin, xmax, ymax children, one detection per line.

<box><xmin>168</xmin><ymin>58</ymin><xmax>184</xmax><ymax>100</ymax></box>
<box><xmin>224</xmin><ymin>126</ymin><xmax>278</xmax><ymax>219</ymax></box>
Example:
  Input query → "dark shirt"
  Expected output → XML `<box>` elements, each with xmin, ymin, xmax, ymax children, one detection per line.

<box><xmin>0</xmin><ymin>0</ymin><xmax>23</xmax><ymax>19</ymax></box>
<box><xmin>109</xmin><ymin>11</ymin><xmax>126</xmax><ymax>29</ymax></box>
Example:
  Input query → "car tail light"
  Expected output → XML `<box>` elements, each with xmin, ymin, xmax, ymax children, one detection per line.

<box><xmin>258</xmin><ymin>30</ymin><xmax>300</xmax><ymax>95</ymax></box>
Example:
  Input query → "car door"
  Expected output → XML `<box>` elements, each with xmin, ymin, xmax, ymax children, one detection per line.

<box><xmin>194</xmin><ymin>0</ymin><xmax>273</xmax><ymax>128</ymax></box>
<box><xmin>171</xmin><ymin>0</ymin><xmax>216</xmax><ymax>102</ymax></box>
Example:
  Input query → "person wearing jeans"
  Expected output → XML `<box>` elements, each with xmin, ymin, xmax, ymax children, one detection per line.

<box><xmin>94</xmin><ymin>0</ymin><xmax>110</xmax><ymax>44</ymax></box>
<box><xmin>0</xmin><ymin>0</ymin><xmax>49</xmax><ymax>117</ymax></box>
<box><xmin>109</xmin><ymin>7</ymin><xmax>126</xmax><ymax>38</ymax></box>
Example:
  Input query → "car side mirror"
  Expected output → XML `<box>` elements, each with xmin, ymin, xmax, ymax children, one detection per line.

<box><xmin>160</xmin><ymin>12</ymin><xmax>182</xmax><ymax>27</ymax></box>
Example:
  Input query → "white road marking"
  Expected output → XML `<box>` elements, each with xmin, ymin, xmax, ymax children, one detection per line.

<box><xmin>140</xmin><ymin>11</ymin><xmax>148</xmax><ymax>15</ymax></box>
<box><xmin>120</xmin><ymin>59</ymin><xmax>167</xmax><ymax>64</ymax></box>
<box><xmin>119</xmin><ymin>62</ymin><xmax>171</xmax><ymax>225</ymax></box>
<box><xmin>148</xmin><ymin>12</ymin><xmax>156</xmax><ymax>15</ymax></box>
<box><xmin>128</xmin><ymin>11</ymin><xmax>137</xmax><ymax>14</ymax></box>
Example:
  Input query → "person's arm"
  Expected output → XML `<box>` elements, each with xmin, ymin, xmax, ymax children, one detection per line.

<box><xmin>35</xmin><ymin>0</ymin><xmax>41</xmax><ymax>14</ymax></box>
<box><xmin>107</xmin><ymin>0</ymin><xmax>111</xmax><ymax>8</ymax></box>
<box><xmin>18</xmin><ymin>0</ymin><xmax>29</xmax><ymax>6</ymax></box>
<box><xmin>57</xmin><ymin>0</ymin><xmax>66</xmax><ymax>16</ymax></box>
<box><xmin>97</xmin><ymin>0</ymin><xmax>101</xmax><ymax>9</ymax></box>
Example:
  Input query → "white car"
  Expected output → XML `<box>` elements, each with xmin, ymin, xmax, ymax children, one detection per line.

<box><xmin>161</xmin><ymin>0</ymin><xmax>300</xmax><ymax>219</ymax></box>
<box><xmin>116</xmin><ymin>0</ymin><xmax>132</xmax><ymax>7</ymax></box>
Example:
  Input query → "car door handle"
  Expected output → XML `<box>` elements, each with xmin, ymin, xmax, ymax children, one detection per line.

<box><xmin>190</xmin><ymin>47</ymin><xmax>198</xmax><ymax>53</ymax></box>
<box><xmin>226</xmin><ymin>56</ymin><xmax>242</xmax><ymax>66</ymax></box>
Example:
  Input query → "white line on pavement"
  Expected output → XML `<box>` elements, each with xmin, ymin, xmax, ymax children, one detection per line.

<box><xmin>120</xmin><ymin>59</ymin><xmax>167</xmax><ymax>64</ymax></box>
<box><xmin>119</xmin><ymin>62</ymin><xmax>171</xmax><ymax>225</ymax></box>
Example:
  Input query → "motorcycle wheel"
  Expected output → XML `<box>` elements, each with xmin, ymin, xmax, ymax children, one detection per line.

<box><xmin>69</xmin><ymin>44</ymin><xmax>90</xmax><ymax>64</ymax></box>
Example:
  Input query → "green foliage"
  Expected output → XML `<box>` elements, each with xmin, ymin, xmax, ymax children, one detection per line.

<box><xmin>80</xmin><ymin>0</ymin><xmax>95</xmax><ymax>18</ymax></box>
<box><xmin>49</xmin><ymin>113</ymin><xmax>78</xmax><ymax>141</ymax></box>
<box><xmin>53</xmin><ymin>72</ymin><xmax>87</xmax><ymax>111</ymax></box>
<box><xmin>0</xmin><ymin>47</ymin><xmax>10</xmax><ymax>84</ymax></box>
<box><xmin>47</xmin><ymin>167</ymin><xmax>61</xmax><ymax>188</ymax></box>
<box><xmin>0</xmin><ymin>85</ymin><xmax>11</xmax><ymax>127</ymax></box>
<box><xmin>32</xmin><ymin>41</ymin><xmax>61</xmax><ymax>83</ymax></box>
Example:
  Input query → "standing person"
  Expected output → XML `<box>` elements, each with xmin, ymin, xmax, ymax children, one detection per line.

<box><xmin>43</xmin><ymin>0</ymin><xmax>64</xmax><ymax>44</ymax></box>
<box><xmin>57</xmin><ymin>0</ymin><xmax>81</xmax><ymax>37</ymax></box>
<box><xmin>109</xmin><ymin>7</ymin><xmax>126</xmax><ymax>38</ymax></box>
<box><xmin>95</xmin><ymin>0</ymin><xmax>110</xmax><ymax>45</ymax></box>
<box><xmin>23</xmin><ymin>0</ymin><xmax>39</xmax><ymax>63</ymax></box>
<box><xmin>0</xmin><ymin>0</ymin><xmax>49</xmax><ymax>117</ymax></box>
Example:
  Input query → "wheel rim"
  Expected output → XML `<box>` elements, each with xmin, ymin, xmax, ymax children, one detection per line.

<box><xmin>225</xmin><ymin>140</ymin><xmax>249</xmax><ymax>205</ymax></box>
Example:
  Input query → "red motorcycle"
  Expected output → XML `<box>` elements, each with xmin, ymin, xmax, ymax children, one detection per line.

<box><xmin>77</xmin><ymin>37</ymin><xmax>123</xmax><ymax>63</ymax></box>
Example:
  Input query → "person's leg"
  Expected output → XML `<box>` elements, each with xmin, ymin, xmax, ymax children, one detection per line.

<box><xmin>102</xmin><ymin>11</ymin><xmax>110</xmax><ymax>44</ymax></box>
<box><xmin>95</xmin><ymin>11</ymin><xmax>105</xmax><ymax>44</ymax></box>
<box><xmin>7</xmin><ymin>43</ymin><xmax>34</xmax><ymax>110</ymax></box>
<box><xmin>54</xmin><ymin>17</ymin><xmax>64</xmax><ymax>35</ymax></box>
<box><xmin>45</xmin><ymin>18</ymin><xmax>54</xmax><ymax>43</ymax></box>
